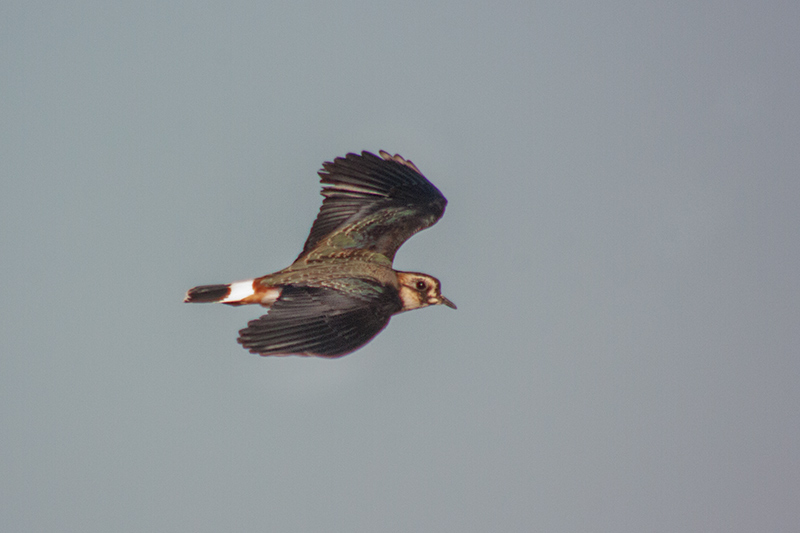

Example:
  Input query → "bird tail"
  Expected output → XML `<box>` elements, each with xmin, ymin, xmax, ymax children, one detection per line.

<box><xmin>184</xmin><ymin>284</ymin><xmax>232</xmax><ymax>303</ymax></box>
<box><xmin>184</xmin><ymin>280</ymin><xmax>280</xmax><ymax>307</ymax></box>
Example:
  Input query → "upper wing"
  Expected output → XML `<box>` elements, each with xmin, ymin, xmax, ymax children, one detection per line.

<box><xmin>237</xmin><ymin>282</ymin><xmax>402</xmax><ymax>358</ymax></box>
<box><xmin>297</xmin><ymin>151</ymin><xmax>447</xmax><ymax>263</ymax></box>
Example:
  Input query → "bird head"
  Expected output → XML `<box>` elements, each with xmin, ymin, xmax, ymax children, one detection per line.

<box><xmin>396</xmin><ymin>272</ymin><xmax>457</xmax><ymax>312</ymax></box>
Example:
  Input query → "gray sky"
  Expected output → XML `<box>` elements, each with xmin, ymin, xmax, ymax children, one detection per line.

<box><xmin>3</xmin><ymin>1</ymin><xmax>799</xmax><ymax>531</ymax></box>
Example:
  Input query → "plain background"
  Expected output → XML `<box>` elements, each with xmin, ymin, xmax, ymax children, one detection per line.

<box><xmin>3</xmin><ymin>1</ymin><xmax>799</xmax><ymax>531</ymax></box>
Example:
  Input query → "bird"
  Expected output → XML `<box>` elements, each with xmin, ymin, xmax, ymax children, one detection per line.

<box><xmin>184</xmin><ymin>150</ymin><xmax>455</xmax><ymax>358</ymax></box>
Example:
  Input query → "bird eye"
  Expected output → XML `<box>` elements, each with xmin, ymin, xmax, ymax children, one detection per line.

<box><xmin>416</xmin><ymin>280</ymin><xmax>428</xmax><ymax>291</ymax></box>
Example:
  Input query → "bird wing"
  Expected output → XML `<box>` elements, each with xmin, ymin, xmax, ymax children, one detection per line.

<box><xmin>237</xmin><ymin>281</ymin><xmax>402</xmax><ymax>358</ymax></box>
<box><xmin>297</xmin><ymin>151</ymin><xmax>447</xmax><ymax>263</ymax></box>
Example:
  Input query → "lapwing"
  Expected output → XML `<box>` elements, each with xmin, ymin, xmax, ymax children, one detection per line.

<box><xmin>185</xmin><ymin>150</ymin><xmax>455</xmax><ymax>357</ymax></box>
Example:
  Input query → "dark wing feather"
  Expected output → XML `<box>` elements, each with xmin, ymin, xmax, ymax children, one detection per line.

<box><xmin>237</xmin><ymin>282</ymin><xmax>402</xmax><ymax>358</ymax></box>
<box><xmin>297</xmin><ymin>151</ymin><xmax>447</xmax><ymax>262</ymax></box>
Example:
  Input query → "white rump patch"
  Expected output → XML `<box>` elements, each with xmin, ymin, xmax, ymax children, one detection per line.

<box><xmin>221</xmin><ymin>280</ymin><xmax>256</xmax><ymax>303</ymax></box>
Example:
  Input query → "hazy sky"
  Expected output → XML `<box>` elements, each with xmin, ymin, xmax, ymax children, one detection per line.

<box><xmin>3</xmin><ymin>1</ymin><xmax>799</xmax><ymax>531</ymax></box>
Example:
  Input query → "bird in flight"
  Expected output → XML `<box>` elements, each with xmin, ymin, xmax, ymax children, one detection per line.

<box><xmin>184</xmin><ymin>150</ymin><xmax>455</xmax><ymax>358</ymax></box>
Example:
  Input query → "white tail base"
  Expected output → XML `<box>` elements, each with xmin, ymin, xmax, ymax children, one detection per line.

<box><xmin>221</xmin><ymin>280</ymin><xmax>256</xmax><ymax>303</ymax></box>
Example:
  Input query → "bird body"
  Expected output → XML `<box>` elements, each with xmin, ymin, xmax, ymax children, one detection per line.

<box><xmin>185</xmin><ymin>150</ymin><xmax>455</xmax><ymax>358</ymax></box>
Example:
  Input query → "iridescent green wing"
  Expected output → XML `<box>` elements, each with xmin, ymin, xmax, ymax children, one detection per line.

<box><xmin>297</xmin><ymin>151</ymin><xmax>447</xmax><ymax>263</ymax></box>
<box><xmin>237</xmin><ymin>280</ymin><xmax>402</xmax><ymax>358</ymax></box>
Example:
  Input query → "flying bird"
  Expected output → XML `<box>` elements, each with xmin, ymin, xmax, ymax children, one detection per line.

<box><xmin>184</xmin><ymin>150</ymin><xmax>455</xmax><ymax>357</ymax></box>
